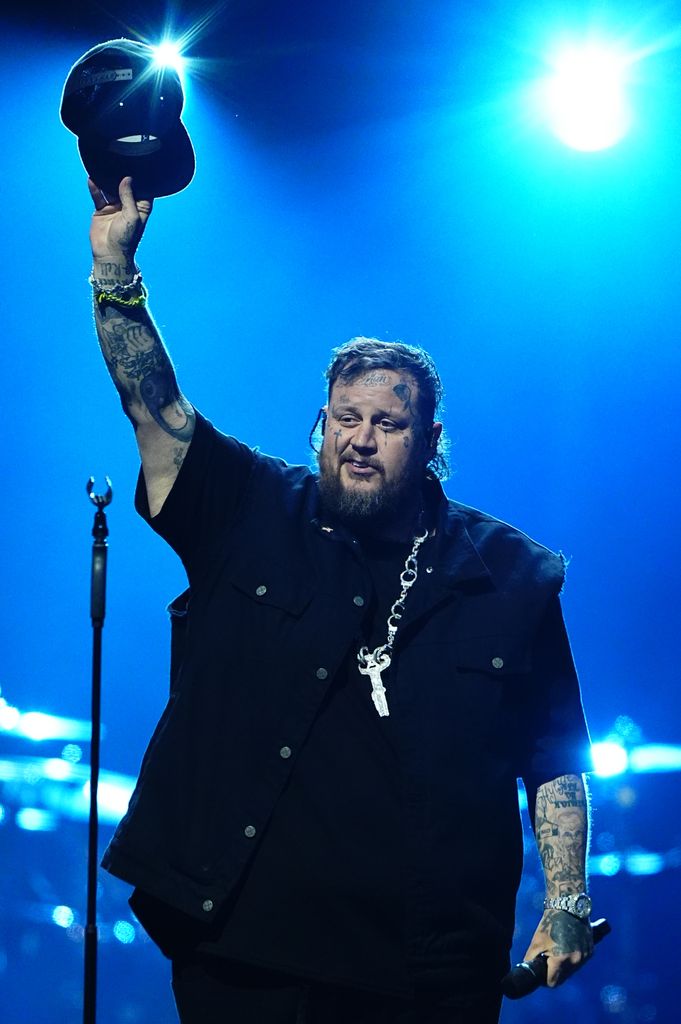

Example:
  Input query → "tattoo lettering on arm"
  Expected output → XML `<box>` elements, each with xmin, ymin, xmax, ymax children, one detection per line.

<box><xmin>93</xmin><ymin>260</ymin><xmax>136</xmax><ymax>286</ymax></box>
<box><xmin>535</xmin><ymin>774</ymin><xmax>589</xmax><ymax>898</ymax></box>
<box><xmin>95</xmin><ymin>302</ymin><xmax>195</xmax><ymax>442</ymax></box>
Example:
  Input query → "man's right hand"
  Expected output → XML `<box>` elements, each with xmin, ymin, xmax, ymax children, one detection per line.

<box><xmin>88</xmin><ymin>176</ymin><xmax>153</xmax><ymax>274</ymax></box>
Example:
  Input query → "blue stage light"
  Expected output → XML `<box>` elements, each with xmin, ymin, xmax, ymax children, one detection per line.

<box><xmin>595</xmin><ymin>853</ymin><xmax>622</xmax><ymax>877</ymax></box>
<box><xmin>14</xmin><ymin>710</ymin><xmax>91</xmax><ymax>742</ymax></box>
<box><xmin>539</xmin><ymin>42</ymin><xmax>632</xmax><ymax>151</ymax></box>
<box><xmin>52</xmin><ymin>905</ymin><xmax>75</xmax><ymax>929</ymax></box>
<box><xmin>81</xmin><ymin>776</ymin><xmax>135</xmax><ymax>820</ymax></box>
<box><xmin>592</xmin><ymin>740</ymin><xmax>629</xmax><ymax>777</ymax></box>
<box><xmin>16</xmin><ymin>807</ymin><xmax>56</xmax><ymax>831</ymax></box>
<box><xmin>629</xmin><ymin>743</ymin><xmax>681</xmax><ymax>773</ymax></box>
<box><xmin>601</xmin><ymin>986</ymin><xmax>628</xmax><ymax>1013</ymax></box>
<box><xmin>0</xmin><ymin>697</ymin><xmax>20</xmax><ymax>731</ymax></box>
<box><xmin>43</xmin><ymin>757</ymin><xmax>73</xmax><ymax>781</ymax></box>
<box><xmin>152</xmin><ymin>40</ymin><xmax>185</xmax><ymax>75</ymax></box>
<box><xmin>61</xmin><ymin>743</ymin><xmax>83</xmax><ymax>764</ymax></box>
<box><xmin>589</xmin><ymin>847</ymin><xmax>681</xmax><ymax>877</ymax></box>
<box><xmin>626</xmin><ymin>851</ymin><xmax>665</xmax><ymax>876</ymax></box>
<box><xmin>113</xmin><ymin>920</ymin><xmax>136</xmax><ymax>944</ymax></box>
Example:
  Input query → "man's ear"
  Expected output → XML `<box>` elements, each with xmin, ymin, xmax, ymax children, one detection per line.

<box><xmin>430</xmin><ymin>421</ymin><xmax>443</xmax><ymax>452</ymax></box>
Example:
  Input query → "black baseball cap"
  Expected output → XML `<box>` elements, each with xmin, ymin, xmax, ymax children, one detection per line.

<box><xmin>60</xmin><ymin>38</ymin><xmax>195</xmax><ymax>199</ymax></box>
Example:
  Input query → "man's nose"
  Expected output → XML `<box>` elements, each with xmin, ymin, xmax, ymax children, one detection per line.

<box><xmin>351</xmin><ymin>422</ymin><xmax>378</xmax><ymax>452</ymax></box>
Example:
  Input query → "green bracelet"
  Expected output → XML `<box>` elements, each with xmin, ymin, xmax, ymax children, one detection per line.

<box><xmin>94</xmin><ymin>286</ymin><xmax>148</xmax><ymax>309</ymax></box>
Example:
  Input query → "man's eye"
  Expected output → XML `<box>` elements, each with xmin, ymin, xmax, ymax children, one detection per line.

<box><xmin>338</xmin><ymin>416</ymin><xmax>357</xmax><ymax>426</ymax></box>
<box><xmin>379</xmin><ymin>420</ymin><xmax>398</xmax><ymax>431</ymax></box>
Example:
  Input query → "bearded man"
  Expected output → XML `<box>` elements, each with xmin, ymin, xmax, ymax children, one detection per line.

<box><xmin>90</xmin><ymin>177</ymin><xmax>593</xmax><ymax>1024</ymax></box>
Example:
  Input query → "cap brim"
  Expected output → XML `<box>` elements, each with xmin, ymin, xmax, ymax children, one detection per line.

<box><xmin>78</xmin><ymin>120</ymin><xmax>195</xmax><ymax>200</ymax></box>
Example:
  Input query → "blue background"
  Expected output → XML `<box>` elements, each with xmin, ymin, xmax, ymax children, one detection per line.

<box><xmin>1</xmin><ymin>2</ymin><xmax>679</xmax><ymax>1021</ymax></box>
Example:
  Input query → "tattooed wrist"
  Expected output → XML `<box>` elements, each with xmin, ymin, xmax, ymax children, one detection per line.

<box><xmin>93</xmin><ymin>257</ymin><xmax>137</xmax><ymax>287</ymax></box>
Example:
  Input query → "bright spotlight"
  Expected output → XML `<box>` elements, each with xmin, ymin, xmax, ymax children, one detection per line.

<box><xmin>52</xmin><ymin>905</ymin><xmax>75</xmax><ymax>929</ymax></box>
<box><xmin>113</xmin><ymin>920</ymin><xmax>136</xmax><ymax>944</ymax></box>
<box><xmin>540</xmin><ymin>42</ymin><xmax>632</xmax><ymax>151</ymax></box>
<box><xmin>16</xmin><ymin>807</ymin><xmax>56</xmax><ymax>831</ymax></box>
<box><xmin>152</xmin><ymin>40</ymin><xmax>185</xmax><ymax>75</ymax></box>
<box><xmin>592</xmin><ymin>740</ymin><xmax>629</xmax><ymax>777</ymax></box>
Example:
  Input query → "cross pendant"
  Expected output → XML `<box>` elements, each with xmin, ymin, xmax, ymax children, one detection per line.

<box><xmin>358</xmin><ymin>650</ymin><xmax>391</xmax><ymax>717</ymax></box>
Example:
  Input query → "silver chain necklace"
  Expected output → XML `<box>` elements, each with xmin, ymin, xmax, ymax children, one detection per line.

<box><xmin>357</xmin><ymin>527</ymin><xmax>429</xmax><ymax>717</ymax></box>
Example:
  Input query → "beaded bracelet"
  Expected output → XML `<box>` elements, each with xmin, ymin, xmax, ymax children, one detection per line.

<box><xmin>88</xmin><ymin>268</ymin><xmax>144</xmax><ymax>296</ymax></box>
<box><xmin>94</xmin><ymin>287</ymin><xmax>148</xmax><ymax>309</ymax></box>
<box><xmin>89</xmin><ymin>268</ymin><xmax>148</xmax><ymax>309</ymax></box>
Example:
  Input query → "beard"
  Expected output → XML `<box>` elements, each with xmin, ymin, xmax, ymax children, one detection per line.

<box><xmin>317</xmin><ymin>452</ymin><xmax>422</xmax><ymax>532</ymax></box>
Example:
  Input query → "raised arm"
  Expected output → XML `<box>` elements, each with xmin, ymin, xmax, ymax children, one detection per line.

<box><xmin>89</xmin><ymin>176</ymin><xmax>195</xmax><ymax>516</ymax></box>
<box><xmin>523</xmin><ymin>773</ymin><xmax>594</xmax><ymax>987</ymax></box>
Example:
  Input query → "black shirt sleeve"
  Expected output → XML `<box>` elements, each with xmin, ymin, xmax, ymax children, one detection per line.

<box><xmin>134</xmin><ymin>410</ymin><xmax>255</xmax><ymax>582</ymax></box>
<box><xmin>519</xmin><ymin>595</ymin><xmax>592</xmax><ymax>793</ymax></box>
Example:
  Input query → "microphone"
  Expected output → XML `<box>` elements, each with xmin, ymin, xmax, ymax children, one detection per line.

<box><xmin>502</xmin><ymin>918</ymin><xmax>611</xmax><ymax>999</ymax></box>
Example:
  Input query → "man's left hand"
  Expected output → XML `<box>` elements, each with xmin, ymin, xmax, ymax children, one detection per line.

<box><xmin>523</xmin><ymin>909</ymin><xmax>594</xmax><ymax>987</ymax></box>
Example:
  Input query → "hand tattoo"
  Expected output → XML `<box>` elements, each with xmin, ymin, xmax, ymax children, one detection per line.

<box><xmin>539</xmin><ymin>910</ymin><xmax>594</xmax><ymax>958</ymax></box>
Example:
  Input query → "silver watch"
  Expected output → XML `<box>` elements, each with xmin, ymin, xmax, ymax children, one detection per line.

<box><xmin>543</xmin><ymin>892</ymin><xmax>592</xmax><ymax>919</ymax></box>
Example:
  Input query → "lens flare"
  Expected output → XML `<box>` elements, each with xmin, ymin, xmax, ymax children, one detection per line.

<box><xmin>540</xmin><ymin>42</ymin><xmax>632</xmax><ymax>151</ymax></box>
<box><xmin>152</xmin><ymin>40</ymin><xmax>185</xmax><ymax>75</ymax></box>
<box><xmin>592</xmin><ymin>740</ymin><xmax>629</xmax><ymax>777</ymax></box>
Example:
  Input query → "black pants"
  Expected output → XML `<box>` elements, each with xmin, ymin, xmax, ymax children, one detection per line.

<box><xmin>171</xmin><ymin>955</ymin><xmax>502</xmax><ymax>1024</ymax></box>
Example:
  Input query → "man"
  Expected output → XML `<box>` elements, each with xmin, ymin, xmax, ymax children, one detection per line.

<box><xmin>90</xmin><ymin>177</ymin><xmax>594</xmax><ymax>1024</ymax></box>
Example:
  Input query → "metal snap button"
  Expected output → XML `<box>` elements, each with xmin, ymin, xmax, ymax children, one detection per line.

<box><xmin>244</xmin><ymin>825</ymin><xmax>256</xmax><ymax>838</ymax></box>
<box><xmin>316</xmin><ymin>667</ymin><xmax>328</xmax><ymax>680</ymax></box>
<box><xmin>255</xmin><ymin>585</ymin><xmax>267</xmax><ymax>596</ymax></box>
<box><xmin>353</xmin><ymin>595</ymin><xmax>365</xmax><ymax>607</ymax></box>
<box><xmin>202</xmin><ymin>899</ymin><xmax>214</xmax><ymax>913</ymax></box>
<box><xmin>491</xmin><ymin>657</ymin><xmax>504</xmax><ymax>669</ymax></box>
<box><xmin>279</xmin><ymin>746</ymin><xmax>292</xmax><ymax>759</ymax></box>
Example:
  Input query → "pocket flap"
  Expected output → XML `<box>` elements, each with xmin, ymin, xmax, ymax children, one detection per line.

<box><xmin>229</xmin><ymin>562</ymin><xmax>314</xmax><ymax>616</ymax></box>
<box><xmin>454</xmin><ymin>634</ymin><xmax>532</xmax><ymax>675</ymax></box>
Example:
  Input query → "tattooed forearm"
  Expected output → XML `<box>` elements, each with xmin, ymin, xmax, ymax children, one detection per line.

<box><xmin>94</xmin><ymin>301</ymin><xmax>194</xmax><ymax>441</ymax></box>
<box><xmin>535</xmin><ymin>774</ymin><xmax>589</xmax><ymax>898</ymax></box>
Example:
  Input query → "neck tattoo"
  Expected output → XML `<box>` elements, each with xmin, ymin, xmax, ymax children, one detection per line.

<box><xmin>357</xmin><ymin>526</ymin><xmax>429</xmax><ymax>717</ymax></box>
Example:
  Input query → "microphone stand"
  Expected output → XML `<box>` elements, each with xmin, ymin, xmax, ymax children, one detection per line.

<box><xmin>84</xmin><ymin>477</ymin><xmax>113</xmax><ymax>1024</ymax></box>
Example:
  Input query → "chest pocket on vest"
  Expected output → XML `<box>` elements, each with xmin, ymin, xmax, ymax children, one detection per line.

<box><xmin>228</xmin><ymin>561</ymin><xmax>315</xmax><ymax>617</ymax></box>
<box><xmin>453</xmin><ymin>634</ymin><xmax>532</xmax><ymax>677</ymax></box>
